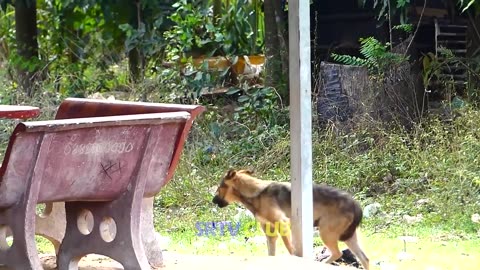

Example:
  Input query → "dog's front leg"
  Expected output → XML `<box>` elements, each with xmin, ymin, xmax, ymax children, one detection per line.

<box><xmin>260</xmin><ymin>222</ymin><xmax>278</xmax><ymax>256</ymax></box>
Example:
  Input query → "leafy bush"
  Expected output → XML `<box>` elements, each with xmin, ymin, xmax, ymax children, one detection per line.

<box><xmin>164</xmin><ymin>0</ymin><xmax>264</xmax><ymax>62</ymax></box>
<box><xmin>226</xmin><ymin>86</ymin><xmax>286</xmax><ymax>128</ymax></box>
<box><xmin>331</xmin><ymin>36</ymin><xmax>408</xmax><ymax>74</ymax></box>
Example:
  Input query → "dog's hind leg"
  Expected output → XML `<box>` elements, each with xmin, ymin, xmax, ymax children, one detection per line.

<box><xmin>266</xmin><ymin>235</ymin><xmax>278</xmax><ymax>256</ymax></box>
<box><xmin>280</xmin><ymin>235</ymin><xmax>294</xmax><ymax>255</ymax></box>
<box><xmin>278</xmin><ymin>221</ymin><xmax>294</xmax><ymax>255</ymax></box>
<box><xmin>260</xmin><ymin>222</ymin><xmax>278</xmax><ymax>256</ymax></box>
<box><xmin>344</xmin><ymin>231</ymin><xmax>370</xmax><ymax>270</ymax></box>
<box><xmin>319</xmin><ymin>230</ymin><xmax>342</xmax><ymax>265</ymax></box>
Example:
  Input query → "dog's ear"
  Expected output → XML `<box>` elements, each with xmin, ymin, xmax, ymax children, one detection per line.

<box><xmin>225</xmin><ymin>169</ymin><xmax>236</xmax><ymax>179</ymax></box>
<box><xmin>239</xmin><ymin>169</ymin><xmax>254</xmax><ymax>175</ymax></box>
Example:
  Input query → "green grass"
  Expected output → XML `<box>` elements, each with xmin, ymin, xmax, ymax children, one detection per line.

<box><xmin>152</xmin><ymin>205</ymin><xmax>480</xmax><ymax>269</ymax></box>
<box><xmin>36</xmin><ymin>236</ymin><xmax>56</xmax><ymax>254</ymax></box>
<box><xmin>151</xmin><ymin>193</ymin><xmax>480</xmax><ymax>269</ymax></box>
<box><xmin>362</xmin><ymin>231</ymin><xmax>479</xmax><ymax>270</ymax></box>
<box><xmin>148</xmin><ymin>103</ymin><xmax>480</xmax><ymax>269</ymax></box>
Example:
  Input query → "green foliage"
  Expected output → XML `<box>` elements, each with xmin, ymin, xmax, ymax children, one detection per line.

<box><xmin>159</xmin><ymin>0</ymin><xmax>267</xmax><ymax>105</ymax></box>
<box><xmin>164</xmin><ymin>0</ymin><xmax>221</xmax><ymax>61</ymax></box>
<box><xmin>392</xmin><ymin>23</ymin><xmax>413</xmax><ymax>33</ymax></box>
<box><xmin>117</xmin><ymin>1</ymin><xmax>176</xmax><ymax>59</ymax></box>
<box><xmin>0</xmin><ymin>0</ymin><xmax>179</xmax><ymax>94</ymax></box>
<box><xmin>358</xmin><ymin>0</ymin><xmax>411</xmax><ymax>24</ymax></box>
<box><xmin>0</xmin><ymin>0</ymin><xmax>267</xmax><ymax>100</ymax></box>
<box><xmin>156</xmin><ymin>109</ymin><xmax>289</xmax><ymax>209</ymax></box>
<box><xmin>164</xmin><ymin>0</ymin><xmax>264</xmax><ymax>62</ymax></box>
<box><xmin>331</xmin><ymin>36</ymin><xmax>408</xmax><ymax>74</ymax></box>
<box><xmin>226</xmin><ymin>85</ymin><xmax>285</xmax><ymax>128</ymax></box>
<box><xmin>358</xmin><ymin>0</ymin><xmax>479</xmax><ymax>25</ymax></box>
<box><xmin>217</xmin><ymin>0</ymin><xmax>264</xmax><ymax>56</ymax></box>
<box><xmin>459</xmin><ymin>0</ymin><xmax>479</xmax><ymax>12</ymax></box>
<box><xmin>421</xmin><ymin>47</ymin><xmax>472</xmax><ymax>100</ymax></box>
<box><xmin>422</xmin><ymin>52</ymin><xmax>441</xmax><ymax>88</ymax></box>
<box><xmin>330</xmin><ymin>54</ymin><xmax>371</xmax><ymax>68</ymax></box>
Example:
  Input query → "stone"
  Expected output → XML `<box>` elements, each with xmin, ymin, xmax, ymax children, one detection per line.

<box><xmin>471</xmin><ymin>213</ymin><xmax>480</xmax><ymax>223</ymax></box>
<box><xmin>363</xmin><ymin>203</ymin><xmax>382</xmax><ymax>218</ymax></box>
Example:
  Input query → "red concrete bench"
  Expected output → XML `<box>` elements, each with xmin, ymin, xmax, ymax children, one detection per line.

<box><xmin>0</xmin><ymin>98</ymin><xmax>205</xmax><ymax>269</ymax></box>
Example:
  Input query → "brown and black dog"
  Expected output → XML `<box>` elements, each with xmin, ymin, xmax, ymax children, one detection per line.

<box><xmin>212</xmin><ymin>169</ymin><xmax>370</xmax><ymax>270</ymax></box>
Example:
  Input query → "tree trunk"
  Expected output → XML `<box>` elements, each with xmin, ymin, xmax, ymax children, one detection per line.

<box><xmin>263</xmin><ymin>0</ymin><xmax>289</xmax><ymax>105</ymax></box>
<box><xmin>128</xmin><ymin>48</ymin><xmax>142</xmax><ymax>83</ymax></box>
<box><xmin>264</xmin><ymin>0</ymin><xmax>281</xmax><ymax>88</ymax></box>
<box><xmin>213</xmin><ymin>0</ymin><xmax>222</xmax><ymax>24</ymax></box>
<box><xmin>63</xmin><ymin>8</ymin><xmax>80</xmax><ymax>64</ymax></box>
<box><xmin>271</xmin><ymin>0</ymin><xmax>288</xmax><ymax>66</ymax></box>
<box><xmin>271</xmin><ymin>0</ymin><xmax>289</xmax><ymax>105</ymax></box>
<box><xmin>15</xmin><ymin>0</ymin><xmax>39</xmax><ymax>97</ymax></box>
<box><xmin>128</xmin><ymin>0</ymin><xmax>145</xmax><ymax>84</ymax></box>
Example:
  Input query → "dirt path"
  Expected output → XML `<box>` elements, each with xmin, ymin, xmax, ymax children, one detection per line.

<box><xmin>0</xmin><ymin>253</ymin><xmax>355</xmax><ymax>270</ymax></box>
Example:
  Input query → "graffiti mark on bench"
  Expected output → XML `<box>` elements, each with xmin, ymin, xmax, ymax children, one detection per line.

<box><xmin>99</xmin><ymin>161</ymin><xmax>123</xmax><ymax>180</ymax></box>
<box><xmin>64</xmin><ymin>142</ymin><xmax>134</xmax><ymax>155</ymax></box>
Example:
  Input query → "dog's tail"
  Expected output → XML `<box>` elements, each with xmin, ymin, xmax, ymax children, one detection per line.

<box><xmin>339</xmin><ymin>200</ymin><xmax>363</xmax><ymax>241</ymax></box>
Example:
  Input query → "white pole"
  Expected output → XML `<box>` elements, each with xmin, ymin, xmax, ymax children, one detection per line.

<box><xmin>288</xmin><ymin>0</ymin><xmax>313</xmax><ymax>259</ymax></box>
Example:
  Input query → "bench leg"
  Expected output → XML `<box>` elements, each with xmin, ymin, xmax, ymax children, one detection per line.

<box><xmin>35</xmin><ymin>202</ymin><xmax>66</xmax><ymax>254</ymax></box>
<box><xmin>5</xmin><ymin>201</ymin><xmax>65</xmax><ymax>255</ymax></box>
<box><xmin>57</xmin><ymin>197</ymin><xmax>151</xmax><ymax>270</ymax></box>
<box><xmin>0</xmin><ymin>204</ymin><xmax>43</xmax><ymax>269</ymax></box>
<box><xmin>140</xmin><ymin>197</ymin><xmax>164</xmax><ymax>267</ymax></box>
<box><xmin>35</xmin><ymin>198</ymin><xmax>164</xmax><ymax>266</ymax></box>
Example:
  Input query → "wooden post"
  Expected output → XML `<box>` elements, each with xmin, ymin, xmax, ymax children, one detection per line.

<box><xmin>288</xmin><ymin>0</ymin><xmax>313</xmax><ymax>259</ymax></box>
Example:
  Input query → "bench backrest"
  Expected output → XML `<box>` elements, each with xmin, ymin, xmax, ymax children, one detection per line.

<box><xmin>0</xmin><ymin>112</ymin><xmax>190</xmax><ymax>207</ymax></box>
<box><xmin>55</xmin><ymin>98</ymin><xmax>205</xmax><ymax>197</ymax></box>
<box><xmin>54</xmin><ymin>98</ymin><xmax>203</xmax><ymax>120</ymax></box>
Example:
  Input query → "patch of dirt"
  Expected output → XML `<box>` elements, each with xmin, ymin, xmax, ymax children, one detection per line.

<box><xmin>0</xmin><ymin>252</ymin><xmax>355</xmax><ymax>270</ymax></box>
<box><xmin>44</xmin><ymin>254</ymin><xmax>123</xmax><ymax>270</ymax></box>
<box><xmin>0</xmin><ymin>254</ymin><xmax>122</xmax><ymax>270</ymax></box>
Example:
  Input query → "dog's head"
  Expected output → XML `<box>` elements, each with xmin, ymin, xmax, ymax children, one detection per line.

<box><xmin>212</xmin><ymin>168</ymin><xmax>254</xmax><ymax>208</ymax></box>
